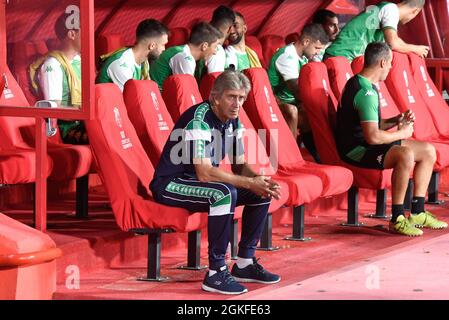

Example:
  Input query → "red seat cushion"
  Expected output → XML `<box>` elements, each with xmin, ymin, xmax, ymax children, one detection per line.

<box><xmin>162</xmin><ymin>74</ymin><xmax>203</xmax><ymax>122</ymax></box>
<box><xmin>243</xmin><ymin>67</ymin><xmax>353</xmax><ymax>196</ymax></box>
<box><xmin>299</xmin><ymin>62</ymin><xmax>392</xmax><ymax>190</ymax></box>
<box><xmin>0</xmin><ymin>148</ymin><xmax>53</xmax><ymax>184</ymax></box>
<box><xmin>87</xmin><ymin>83</ymin><xmax>207</xmax><ymax>231</ymax></box>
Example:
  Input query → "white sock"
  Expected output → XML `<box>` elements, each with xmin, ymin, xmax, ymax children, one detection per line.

<box><xmin>236</xmin><ymin>257</ymin><xmax>253</xmax><ymax>269</ymax></box>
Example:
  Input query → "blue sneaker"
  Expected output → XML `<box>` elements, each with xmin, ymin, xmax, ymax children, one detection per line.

<box><xmin>231</xmin><ymin>258</ymin><xmax>281</xmax><ymax>284</ymax></box>
<box><xmin>202</xmin><ymin>265</ymin><xmax>248</xmax><ymax>295</ymax></box>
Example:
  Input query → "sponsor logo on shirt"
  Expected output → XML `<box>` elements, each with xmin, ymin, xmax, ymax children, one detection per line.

<box><xmin>45</xmin><ymin>66</ymin><xmax>54</xmax><ymax>73</ymax></box>
<box><xmin>377</xmin><ymin>154</ymin><xmax>383</xmax><ymax>165</ymax></box>
<box><xmin>365</xmin><ymin>90</ymin><xmax>375</xmax><ymax>96</ymax></box>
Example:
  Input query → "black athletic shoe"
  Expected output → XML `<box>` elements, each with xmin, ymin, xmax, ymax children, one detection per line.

<box><xmin>231</xmin><ymin>258</ymin><xmax>281</xmax><ymax>284</ymax></box>
<box><xmin>202</xmin><ymin>265</ymin><xmax>248</xmax><ymax>295</ymax></box>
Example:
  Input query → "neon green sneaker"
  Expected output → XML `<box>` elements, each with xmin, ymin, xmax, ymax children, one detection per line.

<box><xmin>389</xmin><ymin>215</ymin><xmax>423</xmax><ymax>237</ymax></box>
<box><xmin>409</xmin><ymin>211</ymin><xmax>448</xmax><ymax>229</ymax></box>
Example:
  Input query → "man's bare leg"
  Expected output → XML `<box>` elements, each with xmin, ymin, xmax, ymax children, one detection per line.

<box><xmin>383</xmin><ymin>144</ymin><xmax>414</xmax><ymax>205</ymax></box>
<box><xmin>401</xmin><ymin>140</ymin><xmax>436</xmax><ymax>197</ymax></box>
<box><xmin>278</xmin><ymin>102</ymin><xmax>298</xmax><ymax>138</ymax></box>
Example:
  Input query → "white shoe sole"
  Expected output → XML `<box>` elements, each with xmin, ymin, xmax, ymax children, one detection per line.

<box><xmin>232</xmin><ymin>276</ymin><xmax>281</xmax><ymax>284</ymax></box>
<box><xmin>201</xmin><ymin>283</ymin><xmax>248</xmax><ymax>295</ymax></box>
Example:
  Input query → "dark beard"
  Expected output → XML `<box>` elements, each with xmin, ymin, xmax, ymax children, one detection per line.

<box><xmin>147</xmin><ymin>51</ymin><xmax>158</xmax><ymax>63</ymax></box>
<box><xmin>228</xmin><ymin>34</ymin><xmax>243</xmax><ymax>46</ymax></box>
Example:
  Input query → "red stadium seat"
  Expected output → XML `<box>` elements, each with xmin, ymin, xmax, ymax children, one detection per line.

<box><xmin>199</xmin><ymin>72</ymin><xmax>221</xmax><ymax>99</ymax></box>
<box><xmin>86</xmin><ymin>83</ymin><xmax>207</xmax><ymax>279</ymax></box>
<box><xmin>407</xmin><ymin>53</ymin><xmax>449</xmax><ymax>138</ymax></box>
<box><xmin>0</xmin><ymin>148</ymin><xmax>52</xmax><ymax>185</ymax></box>
<box><xmin>285</xmin><ymin>32</ymin><xmax>300</xmax><ymax>45</ymax></box>
<box><xmin>9</xmin><ymin>41</ymin><xmax>48</xmax><ymax>105</ymax></box>
<box><xmin>162</xmin><ymin>74</ymin><xmax>203</xmax><ymax>122</ymax></box>
<box><xmin>324</xmin><ymin>56</ymin><xmax>354</xmax><ymax>101</ymax></box>
<box><xmin>123</xmin><ymin>80</ymin><xmax>174</xmax><ymax>167</ymax></box>
<box><xmin>95</xmin><ymin>34</ymin><xmax>126</xmax><ymax>67</ymax></box>
<box><xmin>243</xmin><ymin>68</ymin><xmax>354</xmax><ymax>221</ymax></box>
<box><xmin>0</xmin><ymin>65</ymin><xmax>93</xmax><ymax>218</ymax></box>
<box><xmin>166</xmin><ymin>27</ymin><xmax>189</xmax><ymax>48</ymax></box>
<box><xmin>259</xmin><ymin>35</ymin><xmax>285</xmax><ymax>67</ymax></box>
<box><xmin>245</xmin><ymin>36</ymin><xmax>266</xmax><ymax>69</ymax></box>
<box><xmin>384</xmin><ymin>52</ymin><xmax>449</xmax><ymax>171</ymax></box>
<box><xmin>299</xmin><ymin>62</ymin><xmax>393</xmax><ymax>220</ymax></box>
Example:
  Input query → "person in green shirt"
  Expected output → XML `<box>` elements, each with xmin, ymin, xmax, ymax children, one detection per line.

<box><xmin>336</xmin><ymin>42</ymin><xmax>447</xmax><ymax>236</ymax></box>
<box><xmin>150</xmin><ymin>22</ymin><xmax>222</xmax><ymax>90</ymax></box>
<box><xmin>96</xmin><ymin>19</ymin><xmax>168</xmax><ymax>91</ymax></box>
<box><xmin>268</xmin><ymin>23</ymin><xmax>328</xmax><ymax>162</ymax></box>
<box><xmin>325</xmin><ymin>0</ymin><xmax>429</xmax><ymax>62</ymax></box>
<box><xmin>225</xmin><ymin>11</ymin><xmax>262</xmax><ymax>71</ymax></box>
<box><xmin>37</xmin><ymin>9</ymin><xmax>86</xmax><ymax>144</ymax></box>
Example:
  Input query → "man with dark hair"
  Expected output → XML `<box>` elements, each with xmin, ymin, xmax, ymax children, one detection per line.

<box><xmin>268</xmin><ymin>23</ymin><xmax>329</xmax><ymax>162</ymax></box>
<box><xmin>336</xmin><ymin>42</ymin><xmax>447</xmax><ymax>236</ymax></box>
<box><xmin>96</xmin><ymin>19</ymin><xmax>169</xmax><ymax>91</ymax></box>
<box><xmin>312</xmin><ymin>9</ymin><xmax>340</xmax><ymax>42</ymax></box>
<box><xmin>206</xmin><ymin>5</ymin><xmax>236</xmax><ymax>73</ymax></box>
<box><xmin>225</xmin><ymin>12</ymin><xmax>262</xmax><ymax>71</ymax></box>
<box><xmin>150</xmin><ymin>70</ymin><xmax>281</xmax><ymax>295</ymax></box>
<box><xmin>31</xmin><ymin>6</ymin><xmax>86</xmax><ymax>144</ymax></box>
<box><xmin>312</xmin><ymin>9</ymin><xmax>339</xmax><ymax>61</ymax></box>
<box><xmin>325</xmin><ymin>0</ymin><xmax>429</xmax><ymax>61</ymax></box>
<box><xmin>150</xmin><ymin>22</ymin><xmax>222</xmax><ymax>90</ymax></box>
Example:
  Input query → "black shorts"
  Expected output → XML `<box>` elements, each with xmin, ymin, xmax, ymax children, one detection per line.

<box><xmin>340</xmin><ymin>140</ymin><xmax>401</xmax><ymax>170</ymax></box>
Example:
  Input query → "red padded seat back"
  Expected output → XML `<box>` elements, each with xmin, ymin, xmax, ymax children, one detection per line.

<box><xmin>123</xmin><ymin>80</ymin><xmax>174</xmax><ymax>166</ymax></box>
<box><xmin>0</xmin><ymin>65</ymin><xmax>35</xmax><ymax>149</ymax></box>
<box><xmin>324</xmin><ymin>56</ymin><xmax>353</xmax><ymax>101</ymax></box>
<box><xmin>166</xmin><ymin>28</ymin><xmax>189</xmax><ymax>48</ymax></box>
<box><xmin>385</xmin><ymin>52</ymin><xmax>440</xmax><ymax>141</ymax></box>
<box><xmin>350</xmin><ymin>55</ymin><xmax>364</xmax><ymax>74</ymax></box>
<box><xmin>95</xmin><ymin>34</ymin><xmax>126</xmax><ymax>66</ymax></box>
<box><xmin>87</xmin><ymin>83</ymin><xmax>206</xmax><ymax>231</ymax></box>
<box><xmin>408</xmin><ymin>53</ymin><xmax>449</xmax><ymax>137</ymax></box>
<box><xmin>259</xmin><ymin>35</ymin><xmax>284</xmax><ymax>67</ymax></box>
<box><xmin>243</xmin><ymin>68</ymin><xmax>305</xmax><ymax>171</ymax></box>
<box><xmin>162</xmin><ymin>74</ymin><xmax>203</xmax><ymax>122</ymax></box>
<box><xmin>285</xmin><ymin>32</ymin><xmax>300</xmax><ymax>45</ymax></box>
<box><xmin>298</xmin><ymin>62</ymin><xmax>340</xmax><ymax>165</ymax></box>
<box><xmin>87</xmin><ymin>84</ymin><xmax>153</xmax><ymax>226</ymax></box>
<box><xmin>9</xmin><ymin>41</ymin><xmax>46</xmax><ymax>105</ymax></box>
<box><xmin>199</xmin><ymin>72</ymin><xmax>221</xmax><ymax>100</ymax></box>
